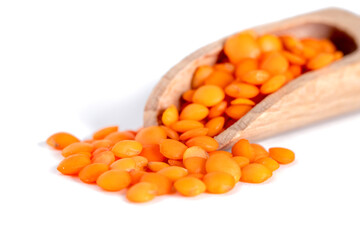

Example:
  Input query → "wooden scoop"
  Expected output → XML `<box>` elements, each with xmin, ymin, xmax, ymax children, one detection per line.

<box><xmin>144</xmin><ymin>8</ymin><xmax>360</xmax><ymax>149</ymax></box>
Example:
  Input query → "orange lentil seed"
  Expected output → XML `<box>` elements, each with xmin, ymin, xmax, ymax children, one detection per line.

<box><xmin>174</xmin><ymin>177</ymin><xmax>206</xmax><ymax>197</ymax></box>
<box><xmin>179</xmin><ymin>128</ymin><xmax>209</xmax><ymax>141</ymax></box>
<box><xmin>241</xmin><ymin>70</ymin><xmax>270</xmax><ymax>85</ymax></box>
<box><xmin>191</xmin><ymin>65</ymin><xmax>214</xmax><ymax>89</ymax></box>
<box><xmin>161</xmin><ymin>105</ymin><xmax>179</xmax><ymax>127</ymax></box>
<box><xmin>147</xmin><ymin>162</ymin><xmax>170</xmax><ymax>172</ymax></box>
<box><xmin>269</xmin><ymin>147</ymin><xmax>295</xmax><ymax>164</ymax></box>
<box><xmin>183</xmin><ymin>146</ymin><xmax>209</xmax><ymax>160</ymax></box>
<box><xmin>225</xmin><ymin>82</ymin><xmax>259</xmax><ymax>99</ymax></box>
<box><xmin>111</xmin><ymin>140</ymin><xmax>143</xmax><ymax>158</ymax></box>
<box><xmin>182</xmin><ymin>89</ymin><xmax>196</xmax><ymax>102</ymax></box>
<box><xmin>206</xmin><ymin>154</ymin><xmax>241</xmax><ymax>182</ymax></box>
<box><xmin>46</xmin><ymin>132</ymin><xmax>80</xmax><ymax>150</ymax></box>
<box><xmin>135</xmin><ymin>126</ymin><xmax>167</xmax><ymax>145</ymax></box>
<box><xmin>281</xmin><ymin>35</ymin><xmax>303</xmax><ymax>55</ymax></box>
<box><xmin>79</xmin><ymin>163</ymin><xmax>109</xmax><ymax>183</ymax></box>
<box><xmin>224</xmin><ymin>32</ymin><xmax>261</xmax><ymax>64</ymax></box>
<box><xmin>255</xmin><ymin>157</ymin><xmax>280</xmax><ymax>172</ymax></box>
<box><xmin>307</xmin><ymin>53</ymin><xmax>335</xmax><ymax>70</ymax></box>
<box><xmin>96</xmin><ymin>170</ymin><xmax>131</xmax><ymax>191</ymax></box>
<box><xmin>158</xmin><ymin>166</ymin><xmax>188</xmax><ymax>182</ymax></box>
<box><xmin>57</xmin><ymin>154</ymin><xmax>91</xmax><ymax>175</ymax></box>
<box><xmin>257</xmin><ymin>34</ymin><xmax>282</xmax><ymax>52</ymax></box>
<box><xmin>208</xmin><ymin>101</ymin><xmax>227</xmax><ymax>119</ymax></box>
<box><xmin>104</xmin><ymin>131</ymin><xmax>135</xmax><ymax>144</ymax></box>
<box><xmin>126</xmin><ymin>182</ymin><xmax>158</xmax><ymax>203</ymax></box>
<box><xmin>203</xmin><ymin>172</ymin><xmax>235</xmax><ymax>194</ymax></box>
<box><xmin>204</xmin><ymin>70</ymin><xmax>234</xmax><ymax>88</ymax></box>
<box><xmin>260</xmin><ymin>74</ymin><xmax>287</xmax><ymax>95</ymax></box>
<box><xmin>205</xmin><ymin>116</ymin><xmax>225</xmax><ymax>137</ymax></box>
<box><xmin>185</xmin><ymin>136</ymin><xmax>219</xmax><ymax>152</ymax></box>
<box><xmin>93</xmin><ymin>126</ymin><xmax>118</xmax><ymax>140</ymax></box>
<box><xmin>179</xmin><ymin>103</ymin><xmax>209</xmax><ymax>121</ymax></box>
<box><xmin>192</xmin><ymin>85</ymin><xmax>225</xmax><ymax>107</ymax></box>
<box><xmin>61</xmin><ymin>142</ymin><xmax>93</xmax><ymax>157</ymax></box>
<box><xmin>240</xmin><ymin>163</ymin><xmax>272</xmax><ymax>183</ymax></box>
<box><xmin>111</xmin><ymin>158</ymin><xmax>136</xmax><ymax>171</ymax></box>
<box><xmin>170</xmin><ymin>120</ymin><xmax>204</xmax><ymax>133</ymax></box>
<box><xmin>225</xmin><ymin>105</ymin><xmax>252</xmax><ymax>120</ymax></box>
<box><xmin>159</xmin><ymin>139</ymin><xmax>188</xmax><ymax>159</ymax></box>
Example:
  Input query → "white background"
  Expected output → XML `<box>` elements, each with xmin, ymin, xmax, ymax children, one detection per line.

<box><xmin>1</xmin><ymin>1</ymin><xmax>360</xmax><ymax>240</ymax></box>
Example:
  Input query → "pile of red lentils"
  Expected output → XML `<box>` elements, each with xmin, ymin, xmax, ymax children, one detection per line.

<box><xmin>47</xmin><ymin>30</ymin><xmax>342</xmax><ymax>203</ymax></box>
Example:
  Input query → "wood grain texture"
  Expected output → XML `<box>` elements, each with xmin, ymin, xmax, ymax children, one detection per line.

<box><xmin>144</xmin><ymin>8</ymin><xmax>360</xmax><ymax>149</ymax></box>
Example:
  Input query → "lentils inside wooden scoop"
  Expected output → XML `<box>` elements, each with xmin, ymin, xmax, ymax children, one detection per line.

<box><xmin>47</xmin><ymin>30</ymin><xmax>342</xmax><ymax>203</ymax></box>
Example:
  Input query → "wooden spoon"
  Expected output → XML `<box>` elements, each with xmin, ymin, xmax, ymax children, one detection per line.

<box><xmin>144</xmin><ymin>8</ymin><xmax>360</xmax><ymax>149</ymax></box>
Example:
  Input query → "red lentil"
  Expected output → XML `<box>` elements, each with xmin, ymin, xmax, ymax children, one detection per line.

<box><xmin>48</xmin><ymin>29</ymin><xmax>345</xmax><ymax>202</ymax></box>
